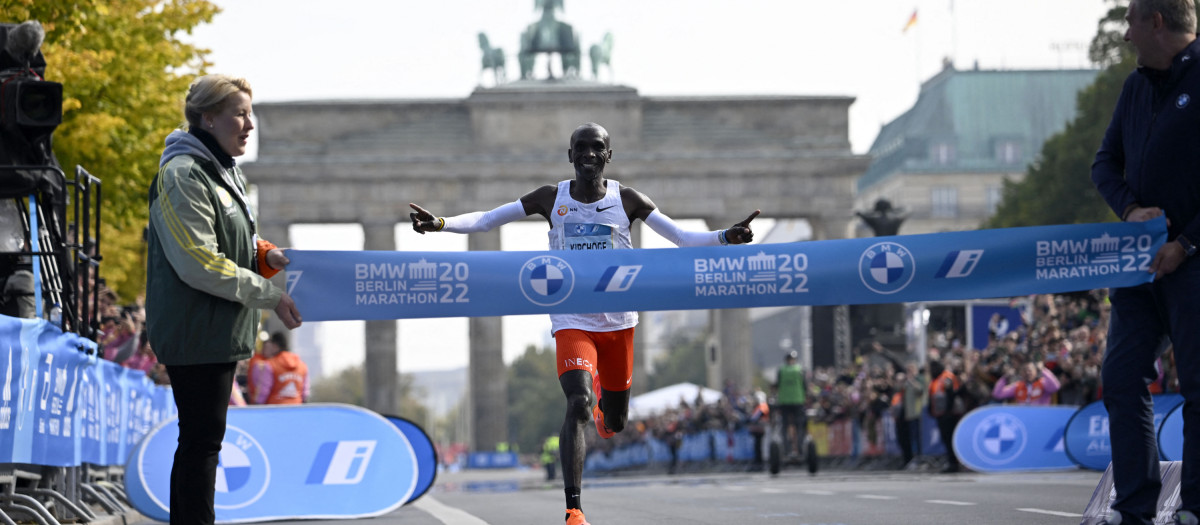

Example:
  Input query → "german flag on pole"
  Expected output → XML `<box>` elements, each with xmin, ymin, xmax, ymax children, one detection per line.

<box><xmin>903</xmin><ymin>9</ymin><xmax>918</xmax><ymax>33</ymax></box>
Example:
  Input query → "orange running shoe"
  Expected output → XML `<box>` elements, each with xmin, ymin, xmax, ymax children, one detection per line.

<box><xmin>593</xmin><ymin>403</ymin><xmax>615</xmax><ymax>439</ymax></box>
<box><xmin>565</xmin><ymin>508</ymin><xmax>591</xmax><ymax>525</ymax></box>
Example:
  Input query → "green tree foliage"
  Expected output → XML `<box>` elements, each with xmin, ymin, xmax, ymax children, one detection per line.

<box><xmin>986</xmin><ymin>0</ymin><xmax>1200</xmax><ymax>228</ymax></box>
<box><xmin>506</xmin><ymin>345</ymin><xmax>562</xmax><ymax>454</ymax></box>
<box><xmin>1</xmin><ymin>0</ymin><xmax>219</xmax><ymax>300</ymax></box>
<box><xmin>309</xmin><ymin>365</ymin><xmax>430</xmax><ymax>423</ymax></box>
<box><xmin>646</xmin><ymin>333</ymin><xmax>707</xmax><ymax>391</ymax></box>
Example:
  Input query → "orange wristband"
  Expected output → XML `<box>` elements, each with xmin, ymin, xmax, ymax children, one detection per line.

<box><xmin>256</xmin><ymin>238</ymin><xmax>281</xmax><ymax>279</ymax></box>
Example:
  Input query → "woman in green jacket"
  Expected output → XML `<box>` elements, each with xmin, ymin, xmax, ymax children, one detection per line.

<box><xmin>146</xmin><ymin>74</ymin><xmax>301</xmax><ymax>525</ymax></box>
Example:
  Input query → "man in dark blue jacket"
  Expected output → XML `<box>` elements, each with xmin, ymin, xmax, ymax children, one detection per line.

<box><xmin>1091</xmin><ymin>1</ymin><xmax>1200</xmax><ymax>524</ymax></box>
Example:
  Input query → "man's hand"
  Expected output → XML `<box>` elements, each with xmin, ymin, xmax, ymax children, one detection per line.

<box><xmin>409</xmin><ymin>203</ymin><xmax>439</xmax><ymax>234</ymax></box>
<box><xmin>274</xmin><ymin>292</ymin><xmax>302</xmax><ymax>329</ymax></box>
<box><xmin>1126</xmin><ymin>206</ymin><xmax>1170</xmax><ymax>225</ymax></box>
<box><xmin>265</xmin><ymin>248</ymin><xmax>289</xmax><ymax>270</ymax></box>
<box><xmin>726</xmin><ymin>209</ymin><xmax>760</xmax><ymax>244</ymax></box>
<box><xmin>1150</xmin><ymin>241</ymin><xmax>1187</xmax><ymax>279</ymax></box>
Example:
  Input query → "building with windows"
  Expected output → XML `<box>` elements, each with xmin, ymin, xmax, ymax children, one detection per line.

<box><xmin>854</xmin><ymin>64</ymin><xmax>1099</xmax><ymax>235</ymax></box>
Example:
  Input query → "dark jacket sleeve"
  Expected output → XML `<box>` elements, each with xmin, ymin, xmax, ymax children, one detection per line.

<box><xmin>1091</xmin><ymin>76</ymin><xmax>1138</xmax><ymax>220</ymax></box>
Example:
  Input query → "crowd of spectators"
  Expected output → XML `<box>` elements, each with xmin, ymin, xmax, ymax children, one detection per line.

<box><xmin>94</xmin><ymin>280</ymin><xmax>307</xmax><ymax>406</ymax></box>
<box><xmin>585</xmin><ymin>290</ymin><xmax>1151</xmax><ymax>471</ymax></box>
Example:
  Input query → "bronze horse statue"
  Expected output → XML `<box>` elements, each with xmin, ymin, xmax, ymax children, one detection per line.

<box><xmin>589</xmin><ymin>32</ymin><xmax>613</xmax><ymax>81</ymax></box>
<box><xmin>478</xmin><ymin>32</ymin><xmax>506</xmax><ymax>86</ymax></box>
<box><xmin>518</xmin><ymin>0</ymin><xmax>581</xmax><ymax>79</ymax></box>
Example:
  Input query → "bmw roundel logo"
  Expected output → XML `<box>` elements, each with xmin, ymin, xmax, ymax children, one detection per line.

<box><xmin>858</xmin><ymin>242</ymin><xmax>916</xmax><ymax>294</ymax></box>
<box><xmin>213</xmin><ymin>425</ymin><xmax>271</xmax><ymax>510</ymax></box>
<box><xmin>971</xmin><ymin>413</ymin><xmax>1028</xmax><ymax>466</ymax></box>
<box><xmin>1178</xmin><ymin>93</ymin><xmax>1191</xmax><ymax>109</ymax></box>
<box><xmin>519</xmin><ymin>255</ymin><xmax>575</xmax><ymax>306</ymax></box>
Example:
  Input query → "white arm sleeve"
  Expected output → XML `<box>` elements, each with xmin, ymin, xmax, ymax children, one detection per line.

<box><xmin>644</xmin><ymin>209</ymin><xmax>722</xmax><ymax>247</ymax></box>
<box><xmin>441</xmin><ymin>200</ymin><xmax>528</xmax><ymax>233</ymax></box>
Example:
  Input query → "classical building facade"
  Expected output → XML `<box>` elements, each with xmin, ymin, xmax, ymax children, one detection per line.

<box><xmin>855</xmin><ymin>66</ymin><xmax>1099</xmax><ymax>235</ymax></box>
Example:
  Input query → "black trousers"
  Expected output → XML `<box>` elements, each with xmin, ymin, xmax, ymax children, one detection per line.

<box><xmin>166</xmin><ymin>362</ymin><xmax>236</xmax><ymax>525</ymax></box>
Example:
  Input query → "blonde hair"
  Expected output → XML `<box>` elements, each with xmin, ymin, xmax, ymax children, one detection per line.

<box><xmin>184</xmin><ymin>74</ymin><xmax>253</xmax><ymax>129</ymax></box>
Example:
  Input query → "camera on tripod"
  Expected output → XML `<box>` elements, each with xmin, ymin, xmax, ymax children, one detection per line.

<box><xmin>0</xmin><ymin>20</ymin><xmax>62</xmax><ymax>167</ymax></box>
<box><xmin>0</xmin><ymin>20</ymin><xmax>98</xmax><ymax>337</ymax></box>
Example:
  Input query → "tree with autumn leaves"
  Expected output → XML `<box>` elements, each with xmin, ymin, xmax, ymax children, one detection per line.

<box><xmin>1</xmin><ymin>0</ymin><xmax>219</xmax><ymax>302</ymax></box>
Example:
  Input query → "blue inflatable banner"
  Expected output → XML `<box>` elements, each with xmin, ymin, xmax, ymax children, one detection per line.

<box><xmin>952</xmin><ymin>405</ymin><xmax>1078</xmax><ymax>472</ymax></box>
<box><xmin>126</xmin><ymin>404</ymin><xmax>419</xmax><ymax>522</ymax></box>
<box><xmin>384</xmin><ymin>415</ymin><xmax>437</xmax><ymax>504</ymax></box>
<box><xmin>286</xmin><ymin>219</ymin><xmax>1166</xmax><ymax>321</ymax></box>
<box><xmin>1065</xmin><ymin>394</ymin><xmax>1183</xmax><ymax>471</ymax></box>
<box><xmin>0</xmin><ymin>316</ymin><xmax>44</xmax><ymax>463</ymax></box>
<box><xmin>1160</xmin><ymin>403</ymin><xmax>1185</xmax><ymax>461</ymax></box>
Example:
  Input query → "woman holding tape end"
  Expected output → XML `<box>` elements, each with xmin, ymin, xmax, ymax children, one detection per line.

<box><xmin>409</xmin><ymin>122</ymin><xmax>757</xmax><ymax>525</ymax></box>
<box><xmin>146</xmin><ymin>74</ymin><xmax>301</xmax><ymax>525</ymax></box>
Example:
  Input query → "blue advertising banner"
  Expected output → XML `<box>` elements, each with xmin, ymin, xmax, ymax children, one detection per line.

<box><xmin>286</xmin><ymin>219</ymin><xmax>1166</xmax><ymax>321</ymax></box>
<box><xmin>0</xmin><ymin>315</ymin><xmax>174</xmax><ymax>469</ymax></box>
<box><xmin>1160</xmin><ymin>403</ymin><xmax>1185</xmax><ymax>462</ymax></box>
<box><xmin>1065</xmin><ymin>394</ymin><xmax>1183</xmax><ymax>471</ymax></box>
<box><xmin>466</xmin><ymin>452</ymin><xmax>519</xmax><ymax>469</ymax></box>
<box><xmin>951</xmin><ymin>405</ymin><xmax>1078</xmax><ymax>472</ymax></box>
<box><xmin>969</xmin><ymin>303</ymin><xmax>1025</xmax><ymax>350</ymax></box>
<box><xmin>384</xmin><ymin>415</ymin><xmax>437</xmax><ymax>504</ymax></box>
<box><xmin>30</xmin><ymin>332</ymin><xmax>92</xmax><ymax>467</ymax></box>
<box><xmin>99</xmin><ymin>360</ymin><xmax>125</xmax><ymax>466</ymax></box>
<box><xmin>127</xmin><ymin>404</ymin><xmax>419</xmax><ymax>522</ymax></box>
<box><xmin>0</xmin><ymin>315</ymin><xmax>44</xmax><ymax>463</ymax></box>
<box><xmin>77</xmin><ymin>342</ymin><xmax>104</xmax><ymax>466</ymax></box>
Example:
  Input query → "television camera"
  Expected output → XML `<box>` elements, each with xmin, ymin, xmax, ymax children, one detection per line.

<box><xmin>0</xmin><ymin>20</ymin><xmax>102</xmax><ymax>339</ymax></box>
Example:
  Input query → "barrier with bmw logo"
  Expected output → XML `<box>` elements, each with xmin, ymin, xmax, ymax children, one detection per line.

<box><xmin>285</xmin><ymin>219</ymin><xmax>1165</xmax><ymax>322</ymax></box>
<box><xmin>126</xmin><ymin>404</ymin><xmax>421</xmax><ymax>522</ymax></box>
<box><xmin>951</xmin><ymin>405</ymin><xmax>1079</xmax><ymax>472</ymax></box>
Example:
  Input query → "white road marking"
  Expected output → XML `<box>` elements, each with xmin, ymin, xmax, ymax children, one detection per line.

<box><xmin>856</xmin><ymin>494</ymin><xmax>897</xmax><ymax>500</ymax></box>
<box><xmin>1017</xmin><ymin>508</ymin><xmax>1084</xmax><ymax>518</ymax></box>
<box><xmin>926</xmin><ymin>499</ymin><xmax>977</xmax><ymax>506</ymax></box>
<box><xmin>413</xmin><ymin>496</ymin><xmax>490</xmax><ymax>525</ymax></box>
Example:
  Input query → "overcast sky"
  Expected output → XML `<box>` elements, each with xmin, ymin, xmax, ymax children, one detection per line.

<box><xmin>190</xmin><ymin>0</ymin><xmax>1112</xmax><ymax>373</ymax></box>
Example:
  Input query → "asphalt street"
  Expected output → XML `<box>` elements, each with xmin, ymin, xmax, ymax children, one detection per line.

<box><xmin>115</xmin><ymin>466</ymin><xmax>1106</xmax><ymax>525</ymax></box>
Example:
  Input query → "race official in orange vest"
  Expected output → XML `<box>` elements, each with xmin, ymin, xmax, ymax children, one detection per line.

<box><xmin>249</xmin><ymin>332</ymin><xmax>309</xmax><ymax>405</ymax></box>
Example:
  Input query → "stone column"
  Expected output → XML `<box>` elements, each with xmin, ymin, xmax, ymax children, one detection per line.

<box><xmin>705</xmin><ymin>217</ymin><xmax>753</xmax><ymax>392</ymax></box>
<box><xmin>468</xmin><ymin>229</ymin><xmax>507</xmax><ymax>451</ymax></box>
<box><xmin>362</xmin><ymin>221</ymin><xmax>398</xmax><ymax>415</ymax></box>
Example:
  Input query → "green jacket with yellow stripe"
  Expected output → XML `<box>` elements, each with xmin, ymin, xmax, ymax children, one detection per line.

<box><xmin>146</xmin><ymin>130</ymin><xmax>281</xmax><ymax>366</ymax></box>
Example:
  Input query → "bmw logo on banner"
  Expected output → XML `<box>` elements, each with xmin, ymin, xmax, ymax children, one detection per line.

<box><xmin>519</xmin><ymin>255</ymin><xmax>575</xmax><ymax>306</ymax></box>
<box><xmin>972</xmin><ymin>412</ymin><xmax>1027</xmax><ymax>466</ymax></box>
<box><xmin>214</xmin><ymin>426</ymin><xmax>270</xmax><ymax>510</ymax></box>
<box><xmin>126</xmin><ymin>404</ymin><xmax>420</xmax><ymax>522</ymax></box>
<box><xmin>858</xmin><ymin>242</ymin><xmax>915</xmax><ymax>294</ymax></box>
<box><xmin>952</xmin><ymin>405</ymin><xmax>1077</xmax><ymax>472</ymax></box>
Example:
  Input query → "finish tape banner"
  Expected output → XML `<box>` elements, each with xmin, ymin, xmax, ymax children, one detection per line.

<box><xmin>951</xmin><ymin>405</ymin><xmax>1078</xmax><ymax>472</ymax></box>
<box><xmin>286</xmin><ymin>218</ymin><xmax>1166</xmax><ymax>321</ymax></box>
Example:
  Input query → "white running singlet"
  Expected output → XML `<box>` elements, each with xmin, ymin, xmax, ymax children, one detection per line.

<box><xmin>547</xmin><ymin>179</ymin><xmax>637</xmax><ymax>334</ymax></box>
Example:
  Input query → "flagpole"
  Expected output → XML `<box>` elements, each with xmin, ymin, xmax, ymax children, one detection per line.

<box><xmin>949</xmin><ymin>0</ymin><xmax>957</xmax><ymax>69</ymax></box>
